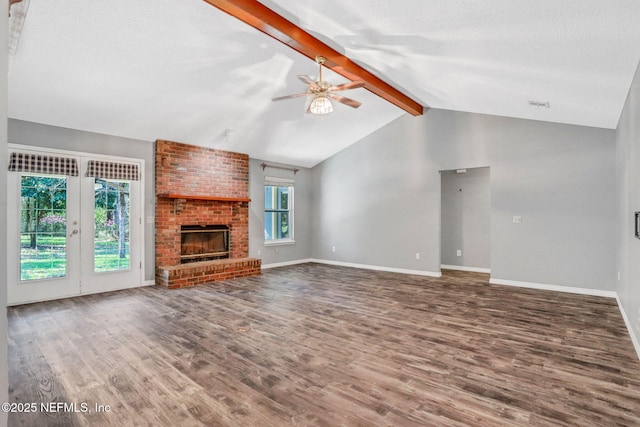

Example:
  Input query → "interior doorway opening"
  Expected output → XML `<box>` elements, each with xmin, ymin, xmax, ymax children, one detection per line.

<box><xmin>440</xmin><ymin>167</ymin><xmax>491</xmax><ymax>273</ymax></box>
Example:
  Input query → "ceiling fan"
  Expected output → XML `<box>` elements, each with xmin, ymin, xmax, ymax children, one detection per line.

<box><xmin>272</xmin><ymin>56</ymin><xmax>365</xmax><ymax>115</ymax></box>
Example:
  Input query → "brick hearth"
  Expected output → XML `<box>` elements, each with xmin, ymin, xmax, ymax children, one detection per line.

<box><xmin>155</xmin><ymin>258</ymin><xmax>261</xmax><ymax>289</ymax></box>
<box><xmin>155</xmin><ymin>140</ymin><xmax>260</xmax><ymax>288</ymax></box>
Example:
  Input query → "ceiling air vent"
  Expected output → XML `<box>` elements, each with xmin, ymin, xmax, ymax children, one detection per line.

<box><xmin>528</xmin><ymin>100</ymin><xmax>550</xmax><ymax>108</ymax></box>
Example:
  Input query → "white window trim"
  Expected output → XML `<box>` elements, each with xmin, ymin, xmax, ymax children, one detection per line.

<box><xmin>264</xmin><ymin>239</ymin><xmax>296</xmax><ymax>246</ymax></box>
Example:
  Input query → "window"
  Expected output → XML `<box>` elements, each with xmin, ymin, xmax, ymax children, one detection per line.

<box><xmin>264</xmin><ymin>178</ymin><xmax>294</xmax><ymax>243</ymax></box>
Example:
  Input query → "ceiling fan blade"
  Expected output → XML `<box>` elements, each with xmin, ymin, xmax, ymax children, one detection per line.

<box><xmin>297</xmin><ymin>75</ymin><xmax>316</xmax><ymax>85</ymax></box>
<box><xmin>330</xmin><ymin>80</ymin><xmax>365</xmax><ymax>92</ymax></box>
<box><xmin>272</xmin><ymin>93</ymin><xmax>308</xmax><ymax>101</ymax></box>
<box><xmin>329</xmin><ymin>94</ymin><xmax>362</xmax><ymax>109</ymax></box>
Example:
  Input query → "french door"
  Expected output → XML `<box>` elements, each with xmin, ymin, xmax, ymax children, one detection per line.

<box><xmin>7</xmin><ymin>147</ymin><xmax>143</xmax><ymax>305</ymax></box>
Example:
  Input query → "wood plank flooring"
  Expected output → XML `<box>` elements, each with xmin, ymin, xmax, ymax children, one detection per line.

<box><xmin>7</xmin><ymin>263</ymin><xmax>640</xmax><ymax>426</ymax></box>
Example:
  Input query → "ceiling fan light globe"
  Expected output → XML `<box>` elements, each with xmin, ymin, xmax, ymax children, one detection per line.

<box><xmin>310</xmin><ymin>96</ymin><xmax>333</xmax><ymax>115</ymax></box>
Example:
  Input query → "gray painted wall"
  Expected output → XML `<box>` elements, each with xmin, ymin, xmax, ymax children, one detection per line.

<box><xmin>311</xmin><ymin>109</ymin><xmax>616</xmax><ymax>291</ymax></box>
<box><xmin>441</xmin><ymin>167</ymin><xmax>490</xmax><ymax>269</ymax></box>
<box><xmin>6</xmin><ymin>120</ymin><xmax>315</xmax><ymax>278</ymax></box>
<box><xmin>249</xmin><ymin>159</ymin><xmax>312</xmax><ymax>265</ymax></box>
<box><xmin>1</xmin><ymin>0</ymin><xmax>9</xmax><ymax>423</ymax></box>
<box><xmin>8</xmin><ymin>119</ymin><xmax>156</xmax><ymax>281</ymax></box>
<box><xmin>616</xmin><ymin>60</ymin><xmax>640</xmax><ymax>350</ymax></box>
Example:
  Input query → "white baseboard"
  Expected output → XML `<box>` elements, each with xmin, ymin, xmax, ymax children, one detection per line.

<box><xmin>143</xmin><ymin>280</ymin><xmax>156</xmax><ymax>286</ymax></box>
<box><xmin>441</xmin><ymin>264</ymin><xmax>490</xmax><ymax>274</ymax></box>
<box><xmin>489</xmin><ymin>278</ymin><xmax>617</xmax><ymax>298</ymax></box>
<box><xmin>616</xmin><ymin>295</ymin><xmax>640</xmax><ymax>361</ymax></box>
<box><xmin>261</xmin><ymin>259</ymin><xmax>313</xmax><ymax>269</ymax></box>
<box><xmin>309</xmin><ymin>258</ymin><xmax>441</xmax><ymax>278</ymax></box>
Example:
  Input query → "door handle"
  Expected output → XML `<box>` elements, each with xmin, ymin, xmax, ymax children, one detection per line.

<box><xmin>69</xmin><ymin>229</ymin><xmax>79</xmax><ymax>237</ymax></box>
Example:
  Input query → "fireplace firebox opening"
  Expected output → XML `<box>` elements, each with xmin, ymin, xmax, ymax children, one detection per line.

<box><xmin>180</xmin><ymin>224</ymin><xmax>229</xmax><ymax>263</ymax></box>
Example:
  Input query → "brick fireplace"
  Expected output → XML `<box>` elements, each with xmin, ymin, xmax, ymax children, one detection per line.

<box><xmin>155</xmin><ymin>140</ymin><xmax>260</xmax><ymax>288</ymax></box>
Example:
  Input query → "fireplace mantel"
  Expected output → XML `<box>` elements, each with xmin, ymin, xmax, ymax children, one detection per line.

<box><xmin>157</xmin><ymin>193</ymin><xmax>251</xmax><ymax>203</ymax></box>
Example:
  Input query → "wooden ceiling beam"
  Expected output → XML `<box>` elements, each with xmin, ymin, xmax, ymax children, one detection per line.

<box><xmin>201</xmin><ymin>0</ymin><xmax>424</xmax><ymax>116</ymax></box>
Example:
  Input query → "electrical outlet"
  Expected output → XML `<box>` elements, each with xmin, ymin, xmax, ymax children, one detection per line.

<box><xmin>415</xmin><ymin>252</ymin><xmax>420</xmax><ymax>260</ymax></box>
<box><xmin>332</xmin><ymin>246</ymin><xmax>336</xmax><ymax>253</ymax></box>
<box><xmin>456</xmin><ymin>250</ymin><xmax>462</xmax><ymax>257</ymax></box>
<box><xmin>513</xmin><ymin>215</ymin><xmax>522</xmax><ymax>224</ymax></box>
<box><xmin>257</xmin><ymin>250</ymin><xmax>261</xmax><ymax>256</ymax></box>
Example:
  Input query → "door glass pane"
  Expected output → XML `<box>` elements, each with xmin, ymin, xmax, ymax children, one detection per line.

<box><xmin>20</xmin><ymin>175</ymin><xmax>67</xmax><ymax>281</ymax></box>
<box><xmin>94</xmin><ymin>179</ymin><xmax>130</xmax><ymax>272</ymax></box>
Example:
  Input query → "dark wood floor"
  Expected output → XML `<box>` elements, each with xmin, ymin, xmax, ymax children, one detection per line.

<box><xmin>7</xmin><ymin>263</ymin><xmax>640</xmax><ymax>426</ymax></box>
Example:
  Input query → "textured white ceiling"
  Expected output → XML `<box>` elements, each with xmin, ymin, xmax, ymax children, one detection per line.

<box><xmin>8</xmin><ymin>1</ymin><xmax>640</xmax><ymax>167</ymax></box>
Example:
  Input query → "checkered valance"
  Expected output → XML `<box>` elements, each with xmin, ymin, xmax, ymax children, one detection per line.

<box><xmin>85</xmin><ymin>160</ymin><xmax>140</xmax><ymax>181</ymax></box>
<box><xmin>8</xmin><ymin>152</ymin><xmax>79</xmax><ymax>176</ymax></box>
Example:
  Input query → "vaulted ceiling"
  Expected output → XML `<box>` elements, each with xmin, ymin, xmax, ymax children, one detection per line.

<box><xmin>8</xmin><ymin>1</ymin><xmax>640</xmax><ymax>167</ymax></box>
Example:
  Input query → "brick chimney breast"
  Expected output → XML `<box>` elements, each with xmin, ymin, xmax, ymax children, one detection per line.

<box><xmin>154</xmin><ymin>140</ymin><xmax>260</xmax><ymax>288</ymax></box>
